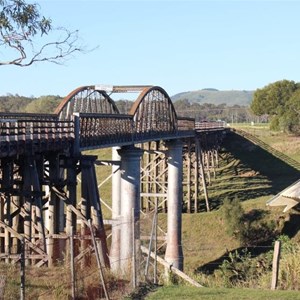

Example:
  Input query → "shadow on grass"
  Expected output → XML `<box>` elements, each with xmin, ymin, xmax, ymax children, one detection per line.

<box><xmin>282</xmin><ymin>213</ymin><xmax>300</xmax><ymax>238</ymax></box>
<box><xmin>200</xmin><ymin>131</ymin><xmax>300</xmax><ymax>212</ymax></box>
<box><xmin>194</xmin><ymin>212</ymin><xmax>300</xmax><ymax>275</ymax></box>
<box><xmin>194</xmin><ymin>242</ymin><xmax>273</xmax><ymax>275</ymax></box>
<box><xmin>224</xmin><ymin>131</ymin><xmax>300</xmax><ymax>190</ymax></box>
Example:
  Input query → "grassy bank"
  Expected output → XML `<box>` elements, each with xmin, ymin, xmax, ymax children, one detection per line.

<box><xmin>146</xmin><ymin>286</ymin><xmax>300</xmax><ymax>300</ymax></box>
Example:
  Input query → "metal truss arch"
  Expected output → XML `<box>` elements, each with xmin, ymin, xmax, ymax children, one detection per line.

<box><xmin>55</xmin><ymin>85</ymin><xmax>120</xmax><ymax>120</ymax></box>
<box><xmin>129</xmin><ymin>86</ymin><xmax>178</xmax><ymax>134</ymax></box>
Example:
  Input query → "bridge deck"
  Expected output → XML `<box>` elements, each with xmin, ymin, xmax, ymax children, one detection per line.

<box><xmin>0</xmin><ymin>112</ymin><xmax>225</xmax><ymax>157</ymax></box>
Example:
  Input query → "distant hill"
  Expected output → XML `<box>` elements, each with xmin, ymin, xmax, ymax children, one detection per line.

<box><xmin>171</xmin><ymin>89</ymin><xmax>254</xmax><ymax>106</ymax></box>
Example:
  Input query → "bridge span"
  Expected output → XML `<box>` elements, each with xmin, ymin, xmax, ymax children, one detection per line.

<box><xmin>0</xmin><ymin>85</ymin><xmax>226</xmax><ymax>276</ymax></box>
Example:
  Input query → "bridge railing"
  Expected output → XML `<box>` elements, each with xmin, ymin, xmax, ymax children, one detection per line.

<box><xmin>75</xmin><ymin>114</ymin><xmax>197</xmax><ymax>150</ymax></box>
<box><xmin>178</xmin><ymin>117</ymin><xmax>195</xmax><ymax>131</ymax></box>
<box><xmin>0</xmin><ymin>112</ymin><xmax>58</xmax><ymax>121</ymax></box>
<box><xmin>0</xmin><ymin>118</ymin><xmax>74</xmax><ymax>147</ymax></box>
<box><xmin>0</xmin><ymin>120</ymin><xmax>73</xmax><ymax>142</ymax></box>
<box><xmin>74</xmin><ymin>113</ymin><xmax>134</xmax><ymax>150</ymax></box>
<box><xmin>195</xmin><ymin>121</ymin><xmax>226</xmax><ymax>131</ymax></box>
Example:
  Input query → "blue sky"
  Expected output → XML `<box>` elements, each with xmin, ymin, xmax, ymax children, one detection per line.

<box><xmin>1</xmin><ymin>0</ymin><xmax>300</xmax><ymax>98</ymax></box>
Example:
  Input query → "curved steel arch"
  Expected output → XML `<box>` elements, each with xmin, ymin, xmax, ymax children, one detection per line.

<box><xmin>129</xmin><ymin>86</ymin><xmax>178</xmax><ymax>134</ymax></box>
<box><xmin>55</xmin><ymin>86</ymin><xmax>120</xmax><ymax>120</ymax></box>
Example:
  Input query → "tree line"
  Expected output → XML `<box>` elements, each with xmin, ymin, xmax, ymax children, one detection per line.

<box><xmin>251</xmin><ymin>79</ymin><xmax>300</xmax><ymax>134</ymax></box>
<box><xmin>0</xmin><ymin>95</ymin><xmax>62</xmax><ymax>113</ymax></box>
<box><xmin>0</xmin><ymin>95</ymin><xmax>258</xmax><ymax>125</ymax></box>
<box><xmin>173</xmin><ymin>99</ymin><xmax>260</xmax><ymax>124</ymax></box>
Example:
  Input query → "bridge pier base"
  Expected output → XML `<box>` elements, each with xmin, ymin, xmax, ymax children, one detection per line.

<box><xmin>165</xmin><ymin>140</ymin><xmax>184</xmax><ymax>271</ymax></box>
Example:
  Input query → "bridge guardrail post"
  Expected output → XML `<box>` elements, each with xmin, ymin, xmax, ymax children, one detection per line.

<box><xmin>73</xmin><ymin>113</ymin><xmax>80</xmax><ymax>156</ymax></box>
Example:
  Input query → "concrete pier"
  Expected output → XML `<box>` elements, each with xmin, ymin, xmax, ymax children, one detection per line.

<box><xmin>164</xmin><ymin>140</ymin><xmax>184</xmax><ymax>270</ymax></box>
<box><xmin>118</xmin><ymin>146</ymin><xmax>143</xmax><ymax>271</ymax></box>
<box><xmin>110</xmin><ymin>147</ymin><xmax>122</xmax><ymax>271</ymax></box>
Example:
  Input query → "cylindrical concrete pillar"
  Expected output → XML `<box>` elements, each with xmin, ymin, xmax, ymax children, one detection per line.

<box><xmin>110</xmin><ymin>147</ymin><xmax>122</xmax><ymax>271</ymax></box>
<box><xmin>118</xmin><ymin>146</ymin><xmax>143</xmax><ymax>272</ymax></box>
<box><xmin>165</xmin><ymin>140</ymin><xmax>184</xmax><ymax>270</ymax></box>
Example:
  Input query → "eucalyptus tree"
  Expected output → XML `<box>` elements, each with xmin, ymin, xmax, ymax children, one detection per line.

<box><xmin>0</xmin><ymin>0</ymin><xmax>83</xmax><ymax>66</ymax></box>
<box><xmin>251</xmin><ymin>80</ymin><xmax>300</xmax><ymax>133</ymax></box>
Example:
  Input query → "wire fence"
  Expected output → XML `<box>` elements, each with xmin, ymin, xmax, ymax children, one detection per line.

<box><xmin>0</xmin><ymin>212</ymin><xmax>166</xmax><ymax>299</ymax></box>
<box><xmin>0</xmin><ymin>209</ymin><xmax>287</xmax><ymax>299</ymax></box>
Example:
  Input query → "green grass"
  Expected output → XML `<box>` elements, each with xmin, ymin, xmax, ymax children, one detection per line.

<box><xmin>146</xmin><ymin>286</ymin><xmax>300</xmax><ymax>300</ymax></box>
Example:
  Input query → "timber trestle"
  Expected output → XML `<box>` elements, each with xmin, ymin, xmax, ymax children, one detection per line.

<box><xmin>0</xmin><ymin>153</ymin><xmax>109</xmax><ymax>267</ymax></box>
<box><xmin>0</xmin><ymin>85</ymin><xmax>227</xmax><ymax>275</ymax></box>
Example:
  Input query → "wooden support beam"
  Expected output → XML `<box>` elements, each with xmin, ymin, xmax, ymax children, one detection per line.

<box><xmin>196</xmin><ymin>140</ymin><xmax>210</xmax><ymax>212</ymax></box>
<box><xmin>141</xmin><ymin>245</ymin><xmax>203</xmax><ymax>288</ymax></box>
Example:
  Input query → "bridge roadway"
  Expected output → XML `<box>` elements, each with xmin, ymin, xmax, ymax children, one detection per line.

<box><xmin>0</xmin><ymin>85</ymin><xmax>226</xmax><ymax>276</ymax></box>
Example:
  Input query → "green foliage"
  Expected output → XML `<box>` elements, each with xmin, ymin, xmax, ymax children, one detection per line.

<box><xmin>0</xmin><ymin>94</ymin><xmax>32</xmax><ymax>112</ymax></box>
<box><xmin>0</xmin><ymin>0</ymin><xmax>81</xmax><ymax>66</ymax></box>
<box><xmin>24</xmin><ymin>95</ymin><xmax>62</xmax><ymax>113</ymax></box>
<box><xmin>218</xmin><ymin>248</ymin><xmax>254</xmax><ymax>287</ymax></box>
<box><xmin>173</xmin><ymin>100</ymin><xmax>256</xmax><ymax>123</ymax></box>
<box><xmin>222</xmin><ymin>197</ymin><xmax>244</xmax><ymax>238</ymax></box>
<box><xmin>0</xmin><ymin>94</ymin><xmax>62</xmax><ymax>113</ymax></box>
<box><xmin>172</xmin><ymin>89</ymin><xmax>253</xmax><ymax>107</ymax></box>
<box><xmin>0</xmin><ymin>0</ymin><xmax>51</xmax><ymax>35</ymax></box>
<box><xmin>276</xmin><ymin>235</ymin><xmax>300</xmax><ymax>290</ymax></box>
<box><xmin>251</xmin><ymin>80</ymin><xmax>300</xmax><ymax>134</ymax></box>
<box><xmin>0</xmin><ymin>0</ymin><xmax>51</xmax><ymax>66</ymax></box>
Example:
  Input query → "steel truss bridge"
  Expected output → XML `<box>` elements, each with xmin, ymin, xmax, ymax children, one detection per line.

<box><xmin>0</xmin><ymin>85</ymin><xmax>226</xmax><ymax>275</ymax></box>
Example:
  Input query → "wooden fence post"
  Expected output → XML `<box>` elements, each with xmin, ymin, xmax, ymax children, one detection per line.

<box><xmin>20</xmin><ymin>237</ymin><xmax>25</xmax><ymax>300</ymax></box>
<box><xmin>70</xmin><ymin>226</ymin><xmax>76</xmax><ymax>299</ymax></box>
<box><xmin>271</xmin><ymin>240</ymin><xmax>281</xmax><ymax>290</ymax></box>
<box><xmin>88</xmin><ymin>220</ymin><xmax>110</xmax><ymax>300</ymax></box>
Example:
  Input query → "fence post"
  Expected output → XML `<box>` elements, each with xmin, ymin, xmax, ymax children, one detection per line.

<box><xmin>70</xmin><ymin>226</ymin><xmax>76</xmax><ymax>299</ymax></box>
<box><xmin>0</xmin><ymin>275</ymin><xmax>5</xmax><ymax>300</ymax></box>
<box><xmin>20</xmin><ymin>237</ymin><xmax>25</xmax><ymax>300</ymax></box>
<box><xmin>88</xmin><ymin>219</ymin><xmax>110</xmax><ymax>300</ymax></box>
<box><xmin>271</xmin><ymin>240</ymin><xmax>281</xmax><ymax>290</ymax></box>
<box><xmin>132</xmin><ymin>208</ymin><xmax>137</xmax><ymax>289</ymax></box>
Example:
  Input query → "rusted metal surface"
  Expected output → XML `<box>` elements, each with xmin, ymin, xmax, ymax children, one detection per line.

<box><xmin>112</xmin><ymin>85</ymin><xmax>153</xmax><ymax>93</ymax></box>
<box><xmin>77</xmin><ymin>113</ymin><xmax>134</xmax><ymax>150</ymax></box>
<box><xmin>0</xmin><ymin>112</ymin><xmax>57</xmax><ymax>121</ymax></box>
<box><xmin>0</xmin><ymin>118</ymin><xmax>74</xmax><ymax>158</ymax></box>
<box><xmin>55</xmin><ymin>85</ymin><xmax>120</xmax><ymax>120</ymax></box>
<box><xmin>129</xmin><ymin>86</ymin><xmax>178</xmax><ymax>137</ymax></box>
<box><xmin>195</xmin><ymin>121</ymin><xmax>226</xmax><ymax>131</ymax></box>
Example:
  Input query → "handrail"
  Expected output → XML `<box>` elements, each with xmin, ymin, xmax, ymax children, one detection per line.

<box><xmin>0</xmin><ymin>113</ymin><xmax>229</xmax><ymax>156</ymax></box>
<box><xmin>195</xmin><ymin>121</ymin><xmax>226</xmax><ymax>131</ymax></box>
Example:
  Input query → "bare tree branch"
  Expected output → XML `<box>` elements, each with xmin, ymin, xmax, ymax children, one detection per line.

<box><xmin>0</xmin><ymin>0</ymin><xmax>85</xmax><ymax>67</ymax></box>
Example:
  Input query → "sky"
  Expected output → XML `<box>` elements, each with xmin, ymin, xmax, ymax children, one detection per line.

<box><xmin>1</xmin><ymin>0</ymin><xmax>300</xmax><ymax>98</ymax></box>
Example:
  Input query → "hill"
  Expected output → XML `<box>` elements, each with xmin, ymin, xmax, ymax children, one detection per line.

<box><xmin>171</xmin><ymin>89</ymin><xmax>254</xmax><ymax>106</ymax></box>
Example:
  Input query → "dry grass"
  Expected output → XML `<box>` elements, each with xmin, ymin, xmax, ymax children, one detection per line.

<box><xmin>0</xmin><ymin>262</ymin><xmax>133</xmax><ymax>299</ymax></box>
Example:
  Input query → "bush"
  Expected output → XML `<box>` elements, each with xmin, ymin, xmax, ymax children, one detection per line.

<box><xmin>222</xmin><ymin>197</ymin><xmax>244</xmax><ymax>238</ymax></box>
<box><xmin>277</xmin><ymin>235</ymin><xmax>300</xmax><ymax>290</ymax></box>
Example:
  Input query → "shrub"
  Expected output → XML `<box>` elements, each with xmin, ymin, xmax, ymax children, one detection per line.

<box><xmin>277</xmin><ymin>235</ymin><xmax>300</xmax><ymax>290</ymax></box>
<box><xmin>222</xmin><ymin>197</ymin><xmax>244</xmax><ymax>238</ymax></box>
